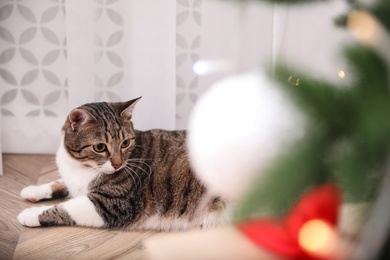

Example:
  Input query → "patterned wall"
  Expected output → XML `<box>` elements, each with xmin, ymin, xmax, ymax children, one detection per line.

<box><xmin>175</xmin><ymin>0</ymin><xmax>202</xmax><ymax>129</ymax></box>
<box><xmin>82</xmin><ymin>0</ymin><xmax>126</xmax><ymax>102</ymax></box>
<box><xmin>0</xmin><ymin>0</ymin><xmax>68</xmax><ymax>118</ymax></box>
<box><xmin>66</xmin><ymin>0</ymin><xmax>131</xmax><ymax>105</ymax></box>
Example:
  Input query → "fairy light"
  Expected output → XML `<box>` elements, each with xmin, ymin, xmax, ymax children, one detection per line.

<box><xmin>288</xmin><ymin>75</ymin><xmax>300</xmax><ymax>86</ymax></box>
<box><xmin>193</xmin><ymin>61</ymin><xmax>210</xmax><ymax>75</ymax></box>
<box><xmin>298</xmin><ymin>219</ymin><xmax>336</xmax><ymax>257</ymax></box>
<box><xmin>193</xmin><ymin>60</ymin><xmax>234</xmax><ymax>76</ymax></box>
<box><xmin>338</xmin><ymin>70</ymin><xmax>345</xmax><ymax>79</ymax></box>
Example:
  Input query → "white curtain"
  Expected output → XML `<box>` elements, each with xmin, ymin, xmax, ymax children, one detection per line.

<box><xmin>0</xmin><ymin>0</ymin><xmax>349</xmax><ymax>155</ymax></box>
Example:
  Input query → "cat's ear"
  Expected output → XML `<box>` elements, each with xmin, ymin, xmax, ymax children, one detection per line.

<box><xmin>119</xmin><ymin>97</ymin><xmax>142</xmax><ymax>119</ymax></box>
<box><xmin>68</xmin><ymin>108</ymin><xmax>96</xmax><ymax>131</ymax></box>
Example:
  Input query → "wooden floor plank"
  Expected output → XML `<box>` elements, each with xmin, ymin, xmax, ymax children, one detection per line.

<box><xmin>0</xmin><ymin>175</ymin><xmax>25</xmax><ymax>260</ymax></box>
<box><xmin>14</xmin><ymin>227</ymin><xmax>156</xmax><ymax>260</ymax></box>
<box><xmin>36</xmin><ymin>167</ymin><xmax>60</xmax><ymax>185</ymax></box>
<box><xmin>0</xmin><ymin>154</ymin><xmax>45</xmax><ymax>260</ymax></box>
<box><xmin>2</xmin><ymin>154</ymin><xmax>49</xmax><ymax>182</ymax></box>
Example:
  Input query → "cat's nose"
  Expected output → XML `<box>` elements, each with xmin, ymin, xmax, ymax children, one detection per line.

<box><xmin>112</xmin><ymin>164</ymin><xmax>122</xmax><ymax>170</ymax></box>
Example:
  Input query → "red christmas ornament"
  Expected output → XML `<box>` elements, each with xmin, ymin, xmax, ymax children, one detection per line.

<box><xmin>237</xmin><ymin>183</ymin><xmax>341</xmax><ymax>260</ymax></box>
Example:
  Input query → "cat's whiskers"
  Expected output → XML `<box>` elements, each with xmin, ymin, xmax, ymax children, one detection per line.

<box><xmin>95</xmin><ymin>162</ymin><xmax>117</xmax><ymax>175</ymax></box>
<box><xmin>127</xmin><ymin>159</ymin><xmax>152</xmax><ymax>175</ymax></box>
<box><xmin>128</xmin><ymin>164</ymin><xmax>150</xmax><ymax>183</ymax></box>
<box><xmin>127</xmin><ymin>160</ymin><xmax>152</xmax><ymax>180</ymax></box>
<box><xmin>127</xmin><ymin>166</ymin><xmax>142</xmax><ymax>186</ymax></box>
<box><xmin>122</xmin><ymin>166</ymin><xmax>141</xmax><ymax>191</ymax></box>
<box><xmin>122</xmin><ymin>159</ymin><xmax>151</xmax><ymax>193</ymax></box>
<box><xmin>84</xmin><ymin>166</ymin><xmax>101</xmax><ymax>175</ymax></box>
<box><xmin>86</xmin><ymin>167</ymin><xmax>104</xmax><ymax>184</ymax></box>
<box><xmin>127</xmin><ymin>158</ymin><xmax>153</xmax><ymax>164</ymax></box>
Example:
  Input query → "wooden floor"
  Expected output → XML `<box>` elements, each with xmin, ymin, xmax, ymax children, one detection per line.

<box><xmin>0</xmin><ymin>154</ymin><xmax>158</xmax><ymax>260</ymax></box>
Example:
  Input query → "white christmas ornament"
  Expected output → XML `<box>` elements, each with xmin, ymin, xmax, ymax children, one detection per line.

<box><xmin>187</xmin><ymin>70</ymin><xmax>307</xmax><ymax>201</ymax></box>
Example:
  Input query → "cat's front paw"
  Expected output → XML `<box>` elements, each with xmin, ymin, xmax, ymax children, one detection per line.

<box><xmin>20</xmin><ymin>185</ymin><xmax>52</xmax><ymax>202</ymax></box>
<box><xmin>17</xmin><ymin>206</ymin><xmax>51</xmax><ymax>227</ymax></box>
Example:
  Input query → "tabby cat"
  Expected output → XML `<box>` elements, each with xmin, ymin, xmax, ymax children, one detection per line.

<box><xmin>17</xmin><ymin>97</ymin><xmax>228</xmax><ymax>231</ymax></box>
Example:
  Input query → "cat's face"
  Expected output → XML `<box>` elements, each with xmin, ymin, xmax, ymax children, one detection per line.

<box><xmin>62</xmin><ymin>97</ymin><xmax>141</xmax><ymax>174</ymax></box>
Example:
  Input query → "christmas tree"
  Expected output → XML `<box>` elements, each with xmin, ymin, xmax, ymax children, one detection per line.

<box><xmin>235</xmin><ymin>0</ymin><xmax>390</xmax><ymax>219</ymax></box>
<box><xmin>231</xmin><ymin>0</ymin><xmax>390</xmax><ymax>258</ymax></box>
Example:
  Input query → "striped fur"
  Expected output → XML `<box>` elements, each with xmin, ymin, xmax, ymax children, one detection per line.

<box><xmin>18</xmin><ymin>98</ymin><xmax>229</xmax><ymax>231</ymax></box>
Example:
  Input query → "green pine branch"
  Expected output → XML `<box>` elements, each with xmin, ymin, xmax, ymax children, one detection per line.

<box><xmin>235</xmin><ymin>43</ymin><xmax>390</xmax><ymax>221</ymax></box>
<box><xmin>231</xmin><ymin>0</ymin><xmax>390</xmax><ymax>221</ymax></box>
<box><xmin>274</xmin><ymin>66</ymin><xmax>357</xmax><ymax>139</ymax></box>
<box><xmin>370</xmin><ymin>1</ymin><xmax>390</xmax><ymax>32</ymax></box>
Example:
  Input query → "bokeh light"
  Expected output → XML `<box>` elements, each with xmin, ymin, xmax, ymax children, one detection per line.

<box><xmin>193</xmin><ymin>60</ymin><xmax>210</xmax><ymax>75</ymax></box>
<box><xmin>298</xmin><ymin>219</ymin><xmax>336</xmax><ymax>257</ymax></box>
<box><xmin>192</xmin><ymin>60</ymin><xmax>234</xmax><ymax>76</ymax></box>
<box><xmin>347</xmin><ymin>11</ymin><xmax>378</xmax><ymax>43</ymax></box>
<box><xmin>338</xmin><ymin>70</ymin><xmax>345</xmax><ymax>79</ymax></box>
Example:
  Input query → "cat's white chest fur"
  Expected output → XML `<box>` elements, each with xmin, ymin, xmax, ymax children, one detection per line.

<box><xmin>56</xmin><ymin>139</ymin><xmax>100</xmax><ymax>198</ymax></box>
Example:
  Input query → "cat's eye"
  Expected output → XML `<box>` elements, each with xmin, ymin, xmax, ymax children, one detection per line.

<box><xmin>93</xmin><ymin>143</ymin><xmax>107</xmax><ymax>153</ymax></box>
<box><xmin>121</xmin><ymin>139</ymin><xmax>131</xmax><ymax>149</ymax></box>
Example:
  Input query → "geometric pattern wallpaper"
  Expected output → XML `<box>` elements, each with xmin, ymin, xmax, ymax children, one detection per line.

<box><xmin>175</xmin><ymin>0</ymin><xmax>202</xmax><ymax>129</ymax></box>
<box><xmin>85</xmin><ymin>0</ymin><xmax>126</xmax><ymax>102</ymax></box>
<box><xmin>92</xmin><ymin>0</ymin><xmax>125</xmax><ymax>102</ymax></box>
<box><xmin>0</xmin><ymin>0</ymin><xmax>67</xmax><ymax>118</ymax></box>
